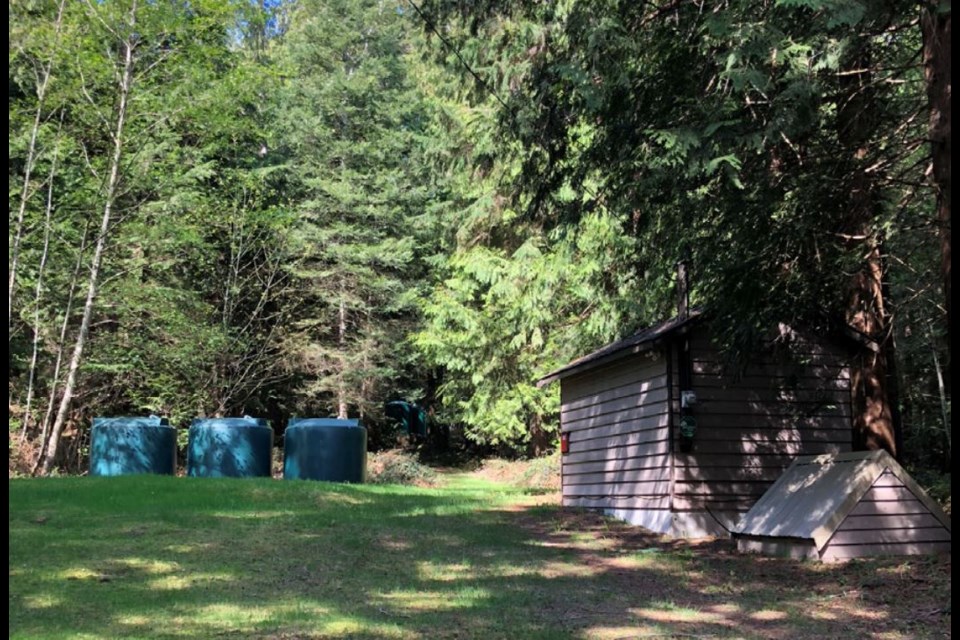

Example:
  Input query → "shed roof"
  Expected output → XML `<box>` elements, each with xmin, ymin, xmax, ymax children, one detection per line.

<box><xmin>536</xmin><ymin>308</ymin><xmax>878</xmax><ymax>389</ymax></box>
<box><xmin>733</xmin><ymin>450</ymin><xmax>951</xmax><ymax>550</ymax></box>
<box><xmin>536</xmin><ymin>310</ymin><xmax>703</xmax><ymax>387</ymax></box>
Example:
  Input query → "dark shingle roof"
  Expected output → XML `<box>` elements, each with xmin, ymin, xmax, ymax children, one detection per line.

<box><xmin>536</xmin><ymin>309</ymin><xmax>702</xmax><ymax>387</ymax></box>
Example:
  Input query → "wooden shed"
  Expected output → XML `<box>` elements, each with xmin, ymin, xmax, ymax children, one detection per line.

<box><xmin>734</xmin><ymin>450</ymin><xmax>951</xmax><ymax>561</ymax></box>
<box><xmin>537</xmin><ymin>309</ymin><xmax>856</xmax><ymax>538</ymax></box>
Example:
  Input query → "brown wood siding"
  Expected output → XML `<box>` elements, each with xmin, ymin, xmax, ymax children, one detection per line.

<box><xmin>562</xmin><ymin>374</ymin><xmax>669</xmax><ymax>413</ymax></box>
<box><xmin>565</xmin><ymin>413</ymin><xmax>669</xmax><ymax>443</ymax></box>
<box><xmin>564</xmin><ymin>466</ymin><xmax>671</xmax><ymax>487</ymax></box>
<box><xmin>821</xmin><ymin>541</ymin><xmax>952</xmax><ymax>560</ymax></box>
<box><xmin>673</xmin><ymin>326</ymin><xmax>853</xmax><ymax>512</ymax></box>
<box><xmin>674</xmin><ymin>441</ymin><xmax>845</xmax><ymax>456</ymax></box>
<box><xmin>560</xmin><ymin>352</ymin><xmax>670</xmax><ymax>515</ymax></box>
<box><xmin>821</xmin><ymin>471</ymin><xmax>951</xmax><ymax>560</ymax></box>
<box><xmin>673</xmin><ymin>496</ymin><xmax>757</xmax><ymax>511</ymax></box>
<box><xmin>563</xmin><ymin>453</ymin><xmax>671</xmax><ymax>476</ymax></box>
<box><xmin>565</xmin><ymin>496</ymin><xmax>670</xmax><ymax>510</ymax></box>
<box><xmin>848</xmin><ymin>498</ymin><xmax>929</xmax><ymax>517</ymax></box>
<box><xmin>561</xmin><ymin>355</ymin><xmax>664</xmax><ymax>404</ymax></box>
<box><xmin>693</xmin><ymin>361</ymin><xmax>850</xmax><ymax>379</ymax></box>
<box><xmin>563</xmin><ymin>480</ymin><xmax>671</xmax><ymax>497</ymax></box>
<box><xmin>563</xmin><ymin>440</ymin><xmax>671</xmax><ymax>465</ymax></box>
<box><xmin>562</xmin><ymin>387</ymin><xmax>670</xmax><ymax>425</ymax></box>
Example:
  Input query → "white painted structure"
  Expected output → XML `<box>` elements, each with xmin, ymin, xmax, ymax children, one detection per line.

<box><xmin>734</xmin><ymin>450</ymin><xmax>951</xmax><ymax>561</ymax></box>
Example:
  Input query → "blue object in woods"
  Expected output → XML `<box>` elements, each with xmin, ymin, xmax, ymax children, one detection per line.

<box><xmin>89</xmin><ymin>416</ymin><xmax>177</xmax><ymax>476</ymax></box>
<box><xmin>283</xmin><ymin>418</ymin><xmax>367</xmax><ymax>483</ymax></box>
<box><xmin>384</xmin><ymin>401</ymin><xmax>428</xmax><ymax>437</ymax></box>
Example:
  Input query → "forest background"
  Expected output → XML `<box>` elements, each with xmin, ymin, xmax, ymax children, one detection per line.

<box><xmin>8</xmin><ymin>0</ymin><xmax>950</xmax><ymax>488</ymax></box>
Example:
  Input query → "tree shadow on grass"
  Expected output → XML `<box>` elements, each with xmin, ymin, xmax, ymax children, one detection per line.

<box><xmin>8</xmin><ymin>477</ymin><xmax>952</xmax><ymax>639</ymax></box>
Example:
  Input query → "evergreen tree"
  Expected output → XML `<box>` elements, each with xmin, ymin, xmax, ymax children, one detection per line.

<box><xmin>275</xmin><ymin>0</ymin><xmax>433</xmax><ymax>424</ymax></box>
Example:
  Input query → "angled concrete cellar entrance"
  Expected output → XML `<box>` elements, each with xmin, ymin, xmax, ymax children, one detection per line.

<box><xmin>733</xmin><ymin>450</ymin><xmax>951</xmax><ymax>562</ymax></box>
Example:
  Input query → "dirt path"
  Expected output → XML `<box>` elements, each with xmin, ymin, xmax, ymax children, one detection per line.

<box><xmin>498</xmin><ymin>492</ymin><xmax>951</xmax><ymax>639</ymax></box>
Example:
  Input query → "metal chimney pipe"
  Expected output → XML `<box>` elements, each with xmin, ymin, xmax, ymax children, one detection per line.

<box><xmin>676</xmin><ymin>260</ymin><xmax>689</xmax><ymax>318</ymax></box>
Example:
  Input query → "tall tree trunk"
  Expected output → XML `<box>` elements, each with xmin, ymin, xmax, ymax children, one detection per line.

<box><xmin>9</xmin><ymin>0</ymin><xmax>67</xmax><ymax>336</ymax></box>
<box><xmin>32</xmin><ymin>223</ymin><xmax>89</xmax><ymax>475</ymax></box>
<box><xmin>921</xmin><ymin>1</ymin><xmax>951</xmax><ymax>376</ymax></box>
<box><xmin>932</xmin><ymin>343</ymin><xmax>951</xmax><ymax>468</ymax></box>
<box><xmin>39</xmin><ymin>3</ymin><xmax>138</xmax><ymax>475</ymax></box>
<box><xmin>20</xmin><ymin>117</ymin><xmax>63</xmax><ymax>446</ymax></box>
<box><xmin>527</xmin><ymin>413</ymin><xmax>550</xmax><ymax>456</ymax></box>
<box><xmin>837</xmin><ymin>37</ymin><xmax>898</xmax><ymax>457</ymax></box>
<box><xmin>337</xmin><ymin>296</ymin><xmax>348</xmax><ymax>419</ymax></box>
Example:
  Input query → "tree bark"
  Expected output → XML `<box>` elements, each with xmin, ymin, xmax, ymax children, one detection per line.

<box><xmin>837</xmin><ymin>37</ymin><xmax>898</xmax><ymax>457</ymax></box>
<box><xmin>39</xmin><ymin>2</ymin><xmax>138</xmax><ymax>475</ymax></box>
<box><xmin>9</xmin><ymin>0</ymin><xmax>67</xmax><ymax>336</ymax></box>
<box><xmin>337</xmin><ymin>296</ymin><xmax>348</xmax><ymax>419</ymax></box>
<box><xmin>20</xmin><ymin>118</ymin><xmax>63</xmax><ymax>445</ymax></box>
<box><xmin>32</xmin><ymin>223</ymin><xmax>89</xmax><ymax>475</ymax></box>
<box><xmin>921</xmin><ymin>1</ymin><xmax>951</xmax><ymax>375</ymax></box>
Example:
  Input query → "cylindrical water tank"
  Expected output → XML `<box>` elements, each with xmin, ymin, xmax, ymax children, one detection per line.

<box><xmin>283</xmin><ymin>418</ymin><xmax>366</xmax><ymax>483</ymax></box>
<box><xmin>187</xmin><ymin>417</ymin><xmax>273</xmax><ymax>478</ymax></box>
<box><xmin>89</xmin><ymin>416</ymin><xmax>176</xmax><ymax>476</ymax></box>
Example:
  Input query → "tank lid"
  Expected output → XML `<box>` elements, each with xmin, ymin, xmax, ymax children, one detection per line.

<box><xmin>191</xmin><ymin>417</ymin><xmax>270</xmax><ymax>428</ymax></box>
<box><xmin>288</xmin><ymin>417</ymin><xmax>361</xmax><ymax>429</ymax></box>
<box><xmin>93</xmin><ymin>416</ymin><xmax>169</xmax><ymax>427</ymax></box>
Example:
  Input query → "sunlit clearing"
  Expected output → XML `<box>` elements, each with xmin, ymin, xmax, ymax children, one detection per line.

<box><xmin>148</xmin><ymin>571</ymin><xmax>234</xmax><ymax>591</ymax></box>
<box><xmin>878</xmin><ymin>562</ymin><xmax>918</xmax><ymax>576</ymax></box>
<box><xmin>23</xmin><ymin>594</ymin><xmax>62</xmax><ymax>609</ymax></box>
<box><xmin>320</xmin><ymin>617</ymin><xmax>410</xmax><ymax>638</ymax></box>
<box><xmin>396</xmin><ymin>503</ymin><xmax>476</xmax><ymax>517</ymax></box>
<box><xmin>376</xmin><ymin>589</ymin><xmax>485</xmax><ymax>611</ymax></box>
<box><xmin>631</xmin><ymin>604</ymin><xmax>716</xmax><ymax>623</ymax></box>
<box><xmin>116</xmin><ymin>558</ymin><xmax>180</xmax><ymax>574</ymax></box>
<box><xmin>808</xmin><ymin>609</ymin><xmax>839</xmax><ymax>620</ymax></box>
<box><xmin>377</xmin><ymin>534</ymin><xmax>413</xmax><ymax>551</ymax></box>
<box><xmin>192</xmin><ymin>603</ymin><xmax>277</xmax><ymax>625</ymax></box>
<box><xmin>59</xmin><ymin>567</ymin><xmax>101</xmax><ymax>580</ymax></box>
<box><xmin>211</xmin><ymin>510</ymin><xmax>298</xmax><ymax>520</ymax></box>
<box><xmin>165</xmin><ymin>542</ymin><xmax>218</xmax><ymax>554</ymax></box>
<box><xmin>817</xmin><ymin>600</ymin><xmax>890</xmax><ymax>621</ymax></box>
<box><xmin>537</xmin><ymin>560</ymin><xmax>603</xmax><ymax>579</ymax></box>
<box><xmin>749</xmin><ymin>609</ymin><xmax>788</xmax><ymax>621</ymax></box>
<box><xmin>583</xmin><ymin>624</ymin><xmax>673</xmax><ymax>639</ymax></box>
<box><xmin>314</xmin><ymin>493</ymin><xmax>370</xmax><ymax>506</ymax></box>
<box><xmin>708</xmin><ymin>603</ymin><xmax>741</xmax><ymax>615</ymax></box>
<box><xmin>417</xmin><ymin>561</ymin><xmax>474</xmax><ymax>582</ymax></box>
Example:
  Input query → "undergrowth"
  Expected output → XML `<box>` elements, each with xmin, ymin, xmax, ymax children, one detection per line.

<box><xmin>367</xmin><ymin>449</ymin><xmax>439</xmax><ymax>486</ymax></box>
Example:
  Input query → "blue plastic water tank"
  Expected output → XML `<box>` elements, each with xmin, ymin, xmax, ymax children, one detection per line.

<box><xmin>187</xmin><ymin>417</ymin><xmax>273</xmax><ymax>478</ymax></box>
<box><xmin>89</xmin><ymin>416</ymin><xmax>176</xmax><ymax>476</ymax></box>
<box><xmin>283</xmin><ymin>418</ymin><xmax>366</xmax><ymax>483</ymax></box>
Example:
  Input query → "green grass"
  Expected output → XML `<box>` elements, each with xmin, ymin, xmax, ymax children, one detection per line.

<box><xmin>9</xmin><ymin>474</ymin><xmax>952</xmax><ymax>639</ymax></box>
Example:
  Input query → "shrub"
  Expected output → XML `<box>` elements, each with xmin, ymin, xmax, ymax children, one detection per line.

<box><xmin>476</xmin><ymin>452</ymin><xmax>560</xmax><ymax>490</ymax></box>
<box><xmin>367</xmin><ymin>450</ymin><xmax>439</xmax><ymax>487</ymax></box>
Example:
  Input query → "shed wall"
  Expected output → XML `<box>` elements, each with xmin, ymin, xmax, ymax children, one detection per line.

<box><xmin>560</xmin><ymin>351</ymin><xmax>670</xmax><ymax>529</ymax></box>
<box><xmin>671</xmin><ymin>327</ymin><xmax>853</xmax><ymax>517</ymax></box>
<box><xmin>820</xmin><ymin>471</ymin><xmax>952</xmax><ymax>561</ymax></box>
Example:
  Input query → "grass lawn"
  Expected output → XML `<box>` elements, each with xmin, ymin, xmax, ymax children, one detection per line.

<box><xmin>8</xmin><ymin>473</ymin><xmax>951</xmax><ymax>639</ymax></box>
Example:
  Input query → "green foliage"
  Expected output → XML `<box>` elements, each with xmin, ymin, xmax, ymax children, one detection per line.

<box><xmin>479</xmin><ymin>453</ymin><xmax>561</xmax><ymax>490</ymax></box>
<box><xmin>8</xmin><ymin>0</ymin><xmax>300</xmax><ymax>469</ymax></box>
<box><xmin>8</xmin><ymin>0</ymin><xmax>949</xmax><ymax>468</ymax></box>
<box><xmin>908</xmin><ymin>467</ymin><xmax>951</xmax><ymax>515</ymax></box>
<box><xmin>274</xmin><ymin>0</ymin><xmax>436</xmax><ymax>421</ymax></box>
<box><xmin>415</xmin><ymin>210</ymin><xmax>653</xmax><ymax>448</ymax></box>
<box><xmin>416</xmin><ymin>0</ymin><xmax>948</xmax><ymax>462</ymax></box>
